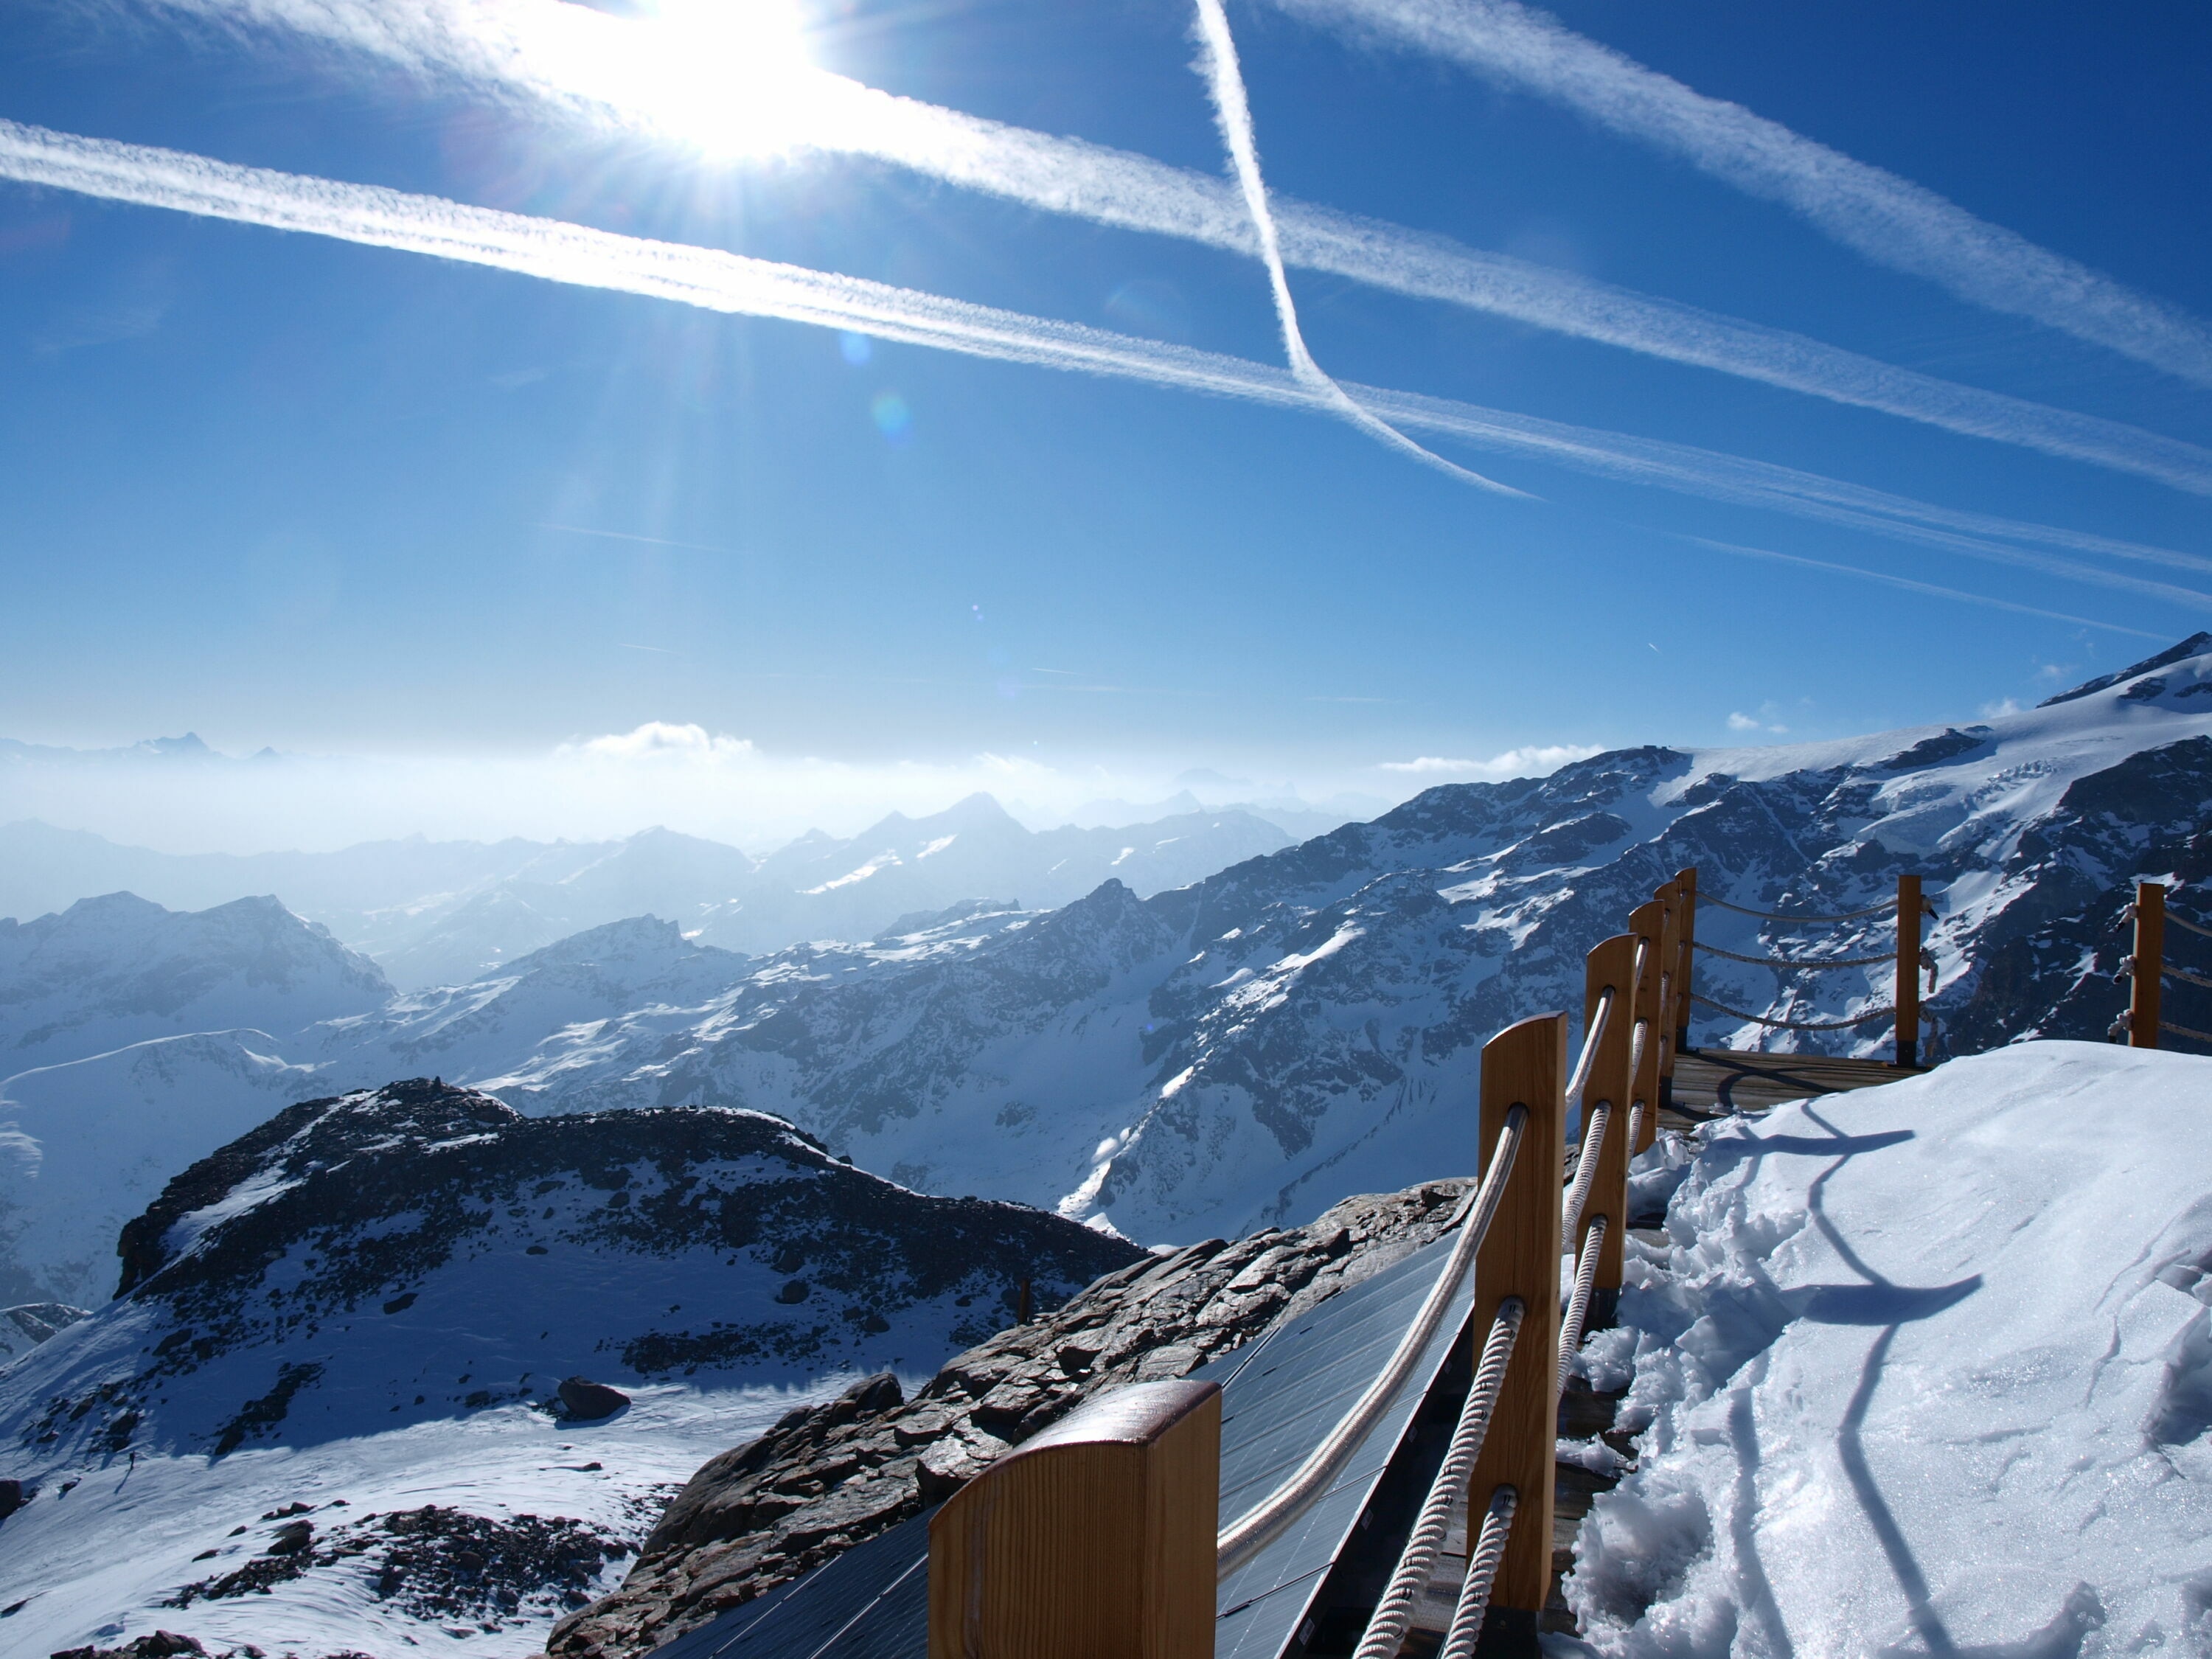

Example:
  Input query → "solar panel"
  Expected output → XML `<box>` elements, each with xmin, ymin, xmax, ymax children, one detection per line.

<box><xmin>644</xmin><ymin>1229</ymin><xmax>1467</xmax><ymax>1659</ymax></box>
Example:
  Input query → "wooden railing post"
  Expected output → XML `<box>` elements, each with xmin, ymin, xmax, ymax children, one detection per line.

<box><xmin>1895</xmin><ymin>874</ymin><xmax>1923</xmax><ymax>1068</ymax></box>
<box><xmin>2131</xmin><ymin>881</ymin><xmax>2166</xmax><ymax>1049</ymax></box>
<box><xmin>1579</xmin><ymin>936</ymin><xmax>1641</xmax><ymax>1330</ymax></box>
<box><xmin>1655</xmin><ymin>880</ymin><xmax>1684</xmax><ymax>1110</ymax></box>
<box><xmin>1672</xmin><ymin>866</ymin><xmax>1698</xmax><ymax>1064</ymax></box>
<box><xmin>1627</xmin><ymin>900</ymin><xmax>1665</xmax><ymax>1155</ymax></box>
<box><xmin>928</xmin><ymin>1379</ymin><xmax>1220</xmax><ymax>1659</ymax></box>
<box><xmin>1465</xmin><ymin>1012</ymin><xmax>1566</xmax><ymax>1654</ymax></box>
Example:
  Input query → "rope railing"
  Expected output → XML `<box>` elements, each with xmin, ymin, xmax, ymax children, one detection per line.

<box><xmin>1689</xmin><ymin>872</ymin><xmax>1935</xmax><ymax>1065</ymax></box>
<box><xmin>1562</xmin><ymin>1101</ymin><xmax>1611</xmax><ymax>1239</ymax></box>
<box><xmin>1215</xmin><ymin>1103</ymin><xmax>1528</xmax><ymax>1577</ymax></box>
<box><xmin>1694</xmin><ymin>939</ymin><xmax>1896</xmax><ymax>970</ymax></box>
<box><xmin>2171</xmin><ymin>910</ymin><xmax>2212</xmax><ymax>942</ymax></box>
<box><xmin>1438</xmin><ymin>1487</ymin><xmax>1519</xmax><ymax>1659</ymax></box>
<box><xmin>1564</xmin><ymin>984</ymin><xmax>1615</xmax><ymax>1121</ymax></box>
<box><xmin>1559</xmin><ymin>1215</ymin><xmax>1607</xmax><ymax>1391</ymax></box>
<box><xmin>1350</xmin><ymin>1299</ymin><xmax>1525</xmax><ymax>1659</ymax></box>
<box><xmin>1697</xmin><ymin>891</ymin><xmax>1899</xmax><ymax>924</ymax></box>
<box><xmin>1691</xmin><ymin>991</ymin><xmax>1896</xmax><ymax>1032</ymax></box>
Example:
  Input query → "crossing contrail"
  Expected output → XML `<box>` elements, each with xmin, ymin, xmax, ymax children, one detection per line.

<box><xmin>1</xmin><ymin>116</ymin><xmax>2204</xmax><ymax>622</ymax></box>
<box><xmin>116</xmin><ymin>0</ymin><xmax>2212</xmax><ymax>498</ymax></box>
<box><xmin>1268</xmin><ymin>0</ymin><xmax>2212</xmax><ymax>389</ymax></box>
<box><xmin>1190</xmin><ymin>0</ymin><xmax>1522</xmax><ymax>495</ymax></box>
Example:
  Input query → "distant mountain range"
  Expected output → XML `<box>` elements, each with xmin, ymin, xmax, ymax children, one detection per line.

<box><xmin>4</xmin><ymin>636</ymin><xmax>2208</xmax><ymax>1295</ymax></box>
<box><xmin>0</xmin><ymin>792</ymin><xmax>1307</xmax><ymax>987</ymax></box>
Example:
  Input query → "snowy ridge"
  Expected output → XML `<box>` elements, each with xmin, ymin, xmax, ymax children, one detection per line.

<box><xmin>0</xmin><ymin>891</ymin><xmax>389</xmax><ymax>1069</ymax></box>
<box><xmin>1571</xmin><ymin>1041</ymin><xmax>2212</xmax><ymax>1655</ymax></box>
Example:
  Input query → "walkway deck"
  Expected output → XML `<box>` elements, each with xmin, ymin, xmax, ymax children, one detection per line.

<box><xmin>1664</xmin><ymin>1046</ymin><xmax>1920</xmax><ymax>1125</ymax></box>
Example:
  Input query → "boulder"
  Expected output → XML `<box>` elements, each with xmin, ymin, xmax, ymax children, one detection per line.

<box><xmin>558</xmin><ymin>1377</ymin><xmax>631</xmax><ymax>1420</ymax></box>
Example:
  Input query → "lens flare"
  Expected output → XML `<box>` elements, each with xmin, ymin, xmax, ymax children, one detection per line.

<box><xmin>532</xmin><ymin>0</ymin><xmax>821</xmax><ymax>159</ymax></box>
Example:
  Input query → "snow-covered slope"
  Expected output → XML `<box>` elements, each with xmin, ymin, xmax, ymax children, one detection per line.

<box><xmin>1571</xmin><ymin>1041</ymin><xmax>2212</xmax><ymax>1656</ymax></box>
<box><xmin>0</xmin><ymin>1079</ymin><xmax>1141</xmax><ymax>1657</ymax></box>
<box><xmin>0</xmin><ymin>892</ymin><xmax>390</xmax><ymax>1071</ymax></box>
<box><xmin>0</xmin><ymin>1030</ymin><xmax>324</xmax><ymax>1306</ymax></box>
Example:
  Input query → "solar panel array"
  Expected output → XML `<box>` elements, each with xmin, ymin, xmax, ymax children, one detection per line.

<box><xmin>643</xmin><ymin>1230</ymin><xmax>1467</xmax><ymax>1659</ymax></box>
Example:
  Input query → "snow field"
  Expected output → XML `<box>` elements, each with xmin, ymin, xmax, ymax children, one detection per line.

<box><xmin>1570</xmin><ymin>1042</ymin><xmax>2212</xmax><ymax>1658</ymax></box>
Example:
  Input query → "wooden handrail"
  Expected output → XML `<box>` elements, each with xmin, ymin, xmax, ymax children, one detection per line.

<box><xmin>1464</xmin><ymin>1012</ymin><xmax>1567</xmax><ymax>1644</ymax></box>
<box><xmin>928</xmin><ymin>1378</ymin><xmax>1220</xmax><ymax>1659</ymax></box>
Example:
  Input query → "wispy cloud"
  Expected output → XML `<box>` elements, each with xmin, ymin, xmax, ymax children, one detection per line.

<box><xmin>1726</xmin><ymin>706</ymin><xmax>1789</xmax><ymax>734</ymax></box>
<box><xmin>131</xmin><ymin>0</ymin><xmax>2212</xmax><ymax>495</ymax></box>
<box><xmin>538</xmin><ymin>523</ymin><xmax>748</xmax><ymax>555</ymax></box>
<box><xmin>1380</xmin><ymin>745</ymin><xmax>1603</xmax><ymax>776</ymax></box>
<box><xmin>1272</xmin><ymin>0</ymin><xmax>2212</xmax><ymax>387</ymax></box>
<box><xmin>1</xmin><ymin>117</ymin><xmax>2200</xmax><ymax>625</ymax></box>
<box><xmin>1190</xmin><ymin>0</ymin><xmax>1521</xmax><ymax>495</ymax></box>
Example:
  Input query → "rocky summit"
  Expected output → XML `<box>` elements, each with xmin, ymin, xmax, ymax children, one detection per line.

<box><xmin>549</xmin><ymin>1177</ymin><xmax>1473</xmax><ymax>1659</ymax></box>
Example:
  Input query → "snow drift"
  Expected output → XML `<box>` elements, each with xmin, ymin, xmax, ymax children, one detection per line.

<box><xmin>1573</xmin><ymin>1042</ymin><xmax>2212</xmax><ymax>1655</ymax></box>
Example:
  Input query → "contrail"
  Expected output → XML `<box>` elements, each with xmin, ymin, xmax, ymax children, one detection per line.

<box><xmin>1269</xmin><ymin>0</ymin><xmax>2212</xmax><ymax>389</ymax></box>
<box><xmin>1189</xmin><ymin>0</ymin><xmax>1520</xmax><ymax>495</ymax></box>
<box><xmin>118</xmin><ymin>0</ymin><xmax>2212</xmax><ymax>498</ymax></box>
<box><xmin>1669</xmin><ymin>537</ymin><xmax>2166</xmax><ymax>641</ymax></box>
<box><xmin>1</xmin><ymin>117</ymin><xmax>2204</xmax><ymax>622</ymax></box>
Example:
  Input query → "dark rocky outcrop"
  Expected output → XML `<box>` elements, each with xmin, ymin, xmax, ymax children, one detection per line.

<box><xmin>546</xmin><ymin>1177</ymin><xmax>1471</xmax><ymax>1659</ymax></box>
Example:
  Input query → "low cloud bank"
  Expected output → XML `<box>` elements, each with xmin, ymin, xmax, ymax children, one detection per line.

<box><xmin>0</xmin><ymin>723</ymin><xmax>1601</xmax><ymax>855</ymax></box>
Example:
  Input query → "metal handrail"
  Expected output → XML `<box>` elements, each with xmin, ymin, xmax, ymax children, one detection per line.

<box><xmin>1215</xmin><ymin>1103</ymin><xmax>1528</xmax><ymax>1577</ymax></box>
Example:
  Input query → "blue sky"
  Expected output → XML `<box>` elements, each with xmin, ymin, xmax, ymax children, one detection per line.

<box><xmin>1</xmin><ymin>0</ymin><xmax>2209</xmax><ymax>844</ymax></box>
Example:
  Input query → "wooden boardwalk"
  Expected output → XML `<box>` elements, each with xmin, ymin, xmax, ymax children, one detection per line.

<box><xmin>1663</xmin><ymin>1045</ymin><xmax>1920</xmax><ymax>1127</ymax></box>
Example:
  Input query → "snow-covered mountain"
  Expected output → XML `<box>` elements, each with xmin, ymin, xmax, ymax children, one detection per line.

<box><xmin>9</xmin><ymin>638</ymin><xmax>2209</xmax><ymax>1272</ymax></box>
<box><xmin>0</xmin><ymin>795</ymin><xmax>1299</xmax><ymax>987</ymax></box>
<box><xmin>0</xmin><ymin>891</ymin><xmax>390</xmax><ymax>1071</ymax></box>
<box><xmin>0</xmin><ymin>1079</ymin><xmax>1141</xmax><ymax>1658</ymax></box>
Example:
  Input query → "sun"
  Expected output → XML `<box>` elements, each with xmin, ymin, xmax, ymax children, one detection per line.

<box><xmin>552</xmin><ymin>0</ymin><xmax>826</xmax><ymax>159</ymax></box>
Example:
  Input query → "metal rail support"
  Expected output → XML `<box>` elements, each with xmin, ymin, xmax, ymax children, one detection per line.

<box><xmin>1896</xmin><ymin>874</ymin><xmax>1924</xmax><ymax>1068</ymax></box>
<box><xmin>2129</xmin><ymin>880</ymin><xmax>2166</xmax><ymax>1049</ymax></box>
<box><xmin>928</xmin><ymin>1379</ymin><xmax>1220</xmax><ymax>1659</ymax></box>
<box><xmin>1577</xmin><ymin>934</ymin><xmax>1640</xmax><ymax>1331</ymax></box>
<box><xmin>1464</xmin><ymin>1012</ymin><xmax>1566</xmax><ymax>1658</ymax></box>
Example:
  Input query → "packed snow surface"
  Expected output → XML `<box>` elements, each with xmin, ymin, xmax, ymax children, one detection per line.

<box><xmin>1573</xmin><ymin>1043</ymin><xmax>2212</xmax><ymax>1657</ymax></box>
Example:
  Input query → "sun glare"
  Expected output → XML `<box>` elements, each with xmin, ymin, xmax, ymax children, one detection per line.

<box><xmin>563</xmin><ymin>0</ymin><xmax>824</xmax><ymax>159</ymax></box>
